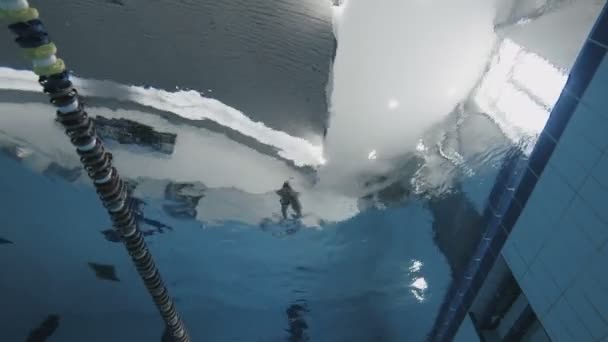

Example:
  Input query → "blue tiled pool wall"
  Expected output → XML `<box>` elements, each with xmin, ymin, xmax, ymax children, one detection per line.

<box><xmin>429</xmin><ymin>3</ymin><xmax>608</xmax><ymax>341</ymax></box>
<box><xmin>502</xmin><ymin>12</ymin><xmax>608</xmax><ymax>342</ymax></box>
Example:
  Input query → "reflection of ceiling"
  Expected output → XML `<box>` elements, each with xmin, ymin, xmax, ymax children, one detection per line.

<box><xmin>0</xmin><ymin>0</ymin><xmax>335</xmax><ymax>138</ymax></box>
<box><xmin>0</xmin><ymin>69</ymin><xmax>326</xmax><ymax>167</ymax></box>
<box><xmin>496</xmin><ymin>0</ymin><xmax>604</xmax><ymax>70</ymax></box>
<box><xmin>0</xmin><ymin>99</ymin><xmax>358</xmax><ymax>226</ymax></box>
<box><xmin>473</xmin><ymin>0</ymin><xmax>602</xmax><ymax>149</ymax></box>
<box><xmin>473</xmin><ymin>38</ymin><xmax>567</xmax><ymax>142</ymax></box>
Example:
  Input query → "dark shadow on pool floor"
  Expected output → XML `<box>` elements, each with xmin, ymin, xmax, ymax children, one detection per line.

<box><xmin>87</xmin><ymin>262</ymin><xmax>120</xmax><ymax>282</ymax></box>
<box><xmin>286</xmin><ymin>302</ymin><xmax>310</xmax><ymax>342</ymax></box>
<box><xmin>26</xmin><ymin>314</ymin><xmax>60</xmax><ymax>342</ymax></box>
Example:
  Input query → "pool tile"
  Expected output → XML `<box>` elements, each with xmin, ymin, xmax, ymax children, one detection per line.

<box><xmin>566</xmin><ymin>104</ymin><xmax>608</xmax><ymax>153</ymax></box>
<box><xmin>502</xmin><ymin>240</ymin><xmax>528</xmax><ymax>280</ymax></box>
<box><xmin>528</xmin><ymin>259</ymin><xmax>562</xmax><ymax>312</ymax></box>
<box><xmin>551</xmin><ymin>296</ymin><xmax>595</xmax><ymax>342</ymax></box>
<box><xmin>513</xmin><ymin>169</ymin><xmax>539</xmax><ymax>208</ymax></box>
<box><xmin>528</xmin><ymin>132</ymin><xmax>556</xmax><ymax>176</ymax></box>
<box><xmin>591</xmin><ymin>153</ymin><xmax>608</xmax><ymax>188</ymax></box>
<box><xmin>522</xmin><ymin>266</ymin><xmax>557</xmax><ymax>317</ymax></box>
<box><xmin>568</xmin><ymin>195</ymin><xmax>608</xmax><ymax>250</ymax></box>
<box><xmin>544</xmin><ymin>94</ymin><xmax>578</xmax><ymax>142</ymax></box>
<box><xmin>548</xmin><ymin>143</ymin><xmax>589</xmax><ymax>191</ymax></box>
<box><xmin>534</xmin><ymin>165</ymin><xmax>576</xmax><ymax>220</ymax></box>
<box><xmin>579</xmin><ymin>176</ymin><xmax>608</xmax><ymax>223</ymax></box>
<box><xmin>578</xmin><ymin>271</ymin><xmax>608</xmax><ymax>327</ymax></box>
<box><xmin>590</xmin><ymin>5</ymin><xmax>608</xmax><ymax>47</ymax></box>
<box><xmin>564</xmin><ymin>284</ymin><xmax>608</xmax><ymax>340</ymax></box>
<box><xmin>543</xmin><ymin>306</ymin><xmax>575</xmax><ymax>342</ymax></box>
<box><xmin>537</xmin><ymin>212</ymin><xmax>595</xmax><ymax>290</ymax></box>
<box><xmin>579</xmin><ymin>57</ymin><xmax>608</xmax><ymax>119</ymax></box>
<box><xmin>566</xmin><ymin>42</ymin><xmax>606</xmax><ymax>99</ymax></box>
<box><xmin>557</xmin><ymin>115</ymin><xmax>603</xmax><ymax>172</ymax></box>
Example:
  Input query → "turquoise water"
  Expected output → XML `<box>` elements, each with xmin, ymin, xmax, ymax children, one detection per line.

<box><xmin>0</xmin><ymin>142</ymin><xmax>506</xmax><ymax>341</ymax></box>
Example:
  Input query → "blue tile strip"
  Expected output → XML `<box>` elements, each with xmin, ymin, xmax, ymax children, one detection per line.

<box><xmin>591</xmin><ymin>2</ymin><xmax>608</xmax><ymax>47</ymax></box>
<box><xmin>564</xmin><ymin>41</ymin><xmax>607</xmax><ymax>99</ymax></box>
<box><xmin>543</xmin><ymin>93</ymin><xmax>578</xmax><ymax>142</ymax></box>
<box><xmin>429</xmin><ymin>4</ymin><xmax>608</xmax><ymax>340</ymax></box>
<box><xmin>527</xmin><ymin>132</ymin><xmax>556</xmax><ymax>177</ymax></box>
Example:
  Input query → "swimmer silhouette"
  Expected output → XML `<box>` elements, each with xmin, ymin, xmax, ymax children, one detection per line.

<box><xmin>276</xmin><ymin>181</ymin><xmax>302</xmax><ymax>220</ymax></box>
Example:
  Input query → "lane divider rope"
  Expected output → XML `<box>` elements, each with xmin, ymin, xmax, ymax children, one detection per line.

<box><xmin>1</xmin><ymin>1</ymin><xmax>191</xmax><ymax>341</ymax></box>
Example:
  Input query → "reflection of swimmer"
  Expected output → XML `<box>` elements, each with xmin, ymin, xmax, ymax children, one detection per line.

<box><xmin>131</xmin><ymin>198</ymin><xmax>173</xmax><ymax>232</ymax></box>
<box><xmin>276</xmin><ymin>182</ymin><xmax>302</xmax><ymax>220</ymax></box>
